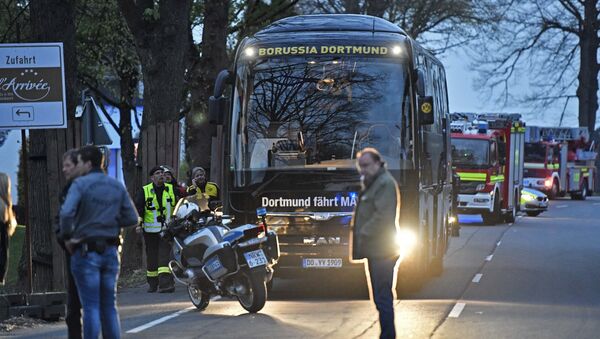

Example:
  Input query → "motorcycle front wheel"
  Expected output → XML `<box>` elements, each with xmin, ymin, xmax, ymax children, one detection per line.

<box><xmin>237</xmin><ymin>270</ymin><xmax>267</xmax><ymax>313</ymax></box>
<box><xmin>188</xmin><ymin>285</ymin><xmax>210</xmax><ymax>311</ymax></box>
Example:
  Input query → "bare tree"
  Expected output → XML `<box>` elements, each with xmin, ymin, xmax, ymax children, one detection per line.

<box><xmin>473</xmin><ymin>0</ymin><xmax>599</xmax><ymax>134</ymax></box>
<box><xmin>185</xmin><ymin>0</ymin><xmax>230</xmax><ymax>177</ymax></box>
<box><xmin>184</xmin><ymin>0</ymin><xmax>298</xmax><ymax>178</ymax></box>
<box><xmin>301</xmin><ymin>0</ymin><xmax>484</xmax><ymax>53</ymax></box>
<box><xmin>26</xmin><ymin>0</ymin><xmax>79</xmax><ymax>291</ymax></box>
<box><xmin>118</xmin><ymin>0</ymin><xmax>191</xmax><ymax>182</ymax></box>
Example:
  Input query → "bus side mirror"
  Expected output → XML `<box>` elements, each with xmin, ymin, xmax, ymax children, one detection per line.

<box><xmin>415</xmin><ymin>68</ymin><xmax>426</xmax><ymax>96</ymax></box>
<box><xmin>209</xmin><ymin>96</ymin><xmax>228</xmax><ymax>125</ymax></box>
<box><xmin>209</xmin><ymin>69</ymin><xmax>231</xmax><ymax>125</ymax></box>
<box><xmin>419</xmin><ymin>96</ymin><xmax>434</xmax><ymax>125</ymax></box>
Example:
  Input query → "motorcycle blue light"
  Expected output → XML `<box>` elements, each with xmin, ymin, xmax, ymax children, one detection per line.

<box><xmin>256</xmin><ymin>207</ymin><xmax>267</xmax><ymax>217</ymax></box>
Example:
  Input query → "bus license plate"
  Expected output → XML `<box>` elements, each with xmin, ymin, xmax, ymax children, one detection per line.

<box><xmin>302</xmin><ymin>258</ymin><xmax>343</xmax><ymax>268</ymax></box>
<box><xmin>244</xmin><ymin>249</ymin><xmax>268</xmax><ymax>268</ymax></box>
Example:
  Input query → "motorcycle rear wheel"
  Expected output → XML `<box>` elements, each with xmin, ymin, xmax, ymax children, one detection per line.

<box><xmin>237</xmin><ymin>270</ymin><xmax>267</xmax><ymax>313</ymax></box>
<box><xmin>188</xmin><ymin>285</ymin><xmax>210</xmax><ymax>311</ymax></box>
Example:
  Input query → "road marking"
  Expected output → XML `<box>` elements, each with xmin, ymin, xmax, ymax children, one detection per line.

<box><xmin>126</xmin><ymin>306</ymin><xmax>196</xmax><ymax>333</ymax></box>
<box><xmin>593</xmin><ymin>202</ymin><xmax>600</xmax><ymax>206</ymax></box>
<box><xmin>448</xmin><ymin>302</ymin><xmax>466</xmax><ymax>318</ymax></box>
<box><xmin>485</xmin><ymin>255</ymin><xmax>493</xmax><ymax>261</ymax></box>
<box><xmin>556</xmin><ymin>205</ymin><xmax>567</xmax><ymax>208</ymax></box>
<box><xmin>496</xmin><ymin>241</ymin><xmax>502</xmax><ymax>246</ymax></box>
<box><xmin>472</xmin><ymin>273</ymin><xmax>483</xmax><ymax>283</ymax></box>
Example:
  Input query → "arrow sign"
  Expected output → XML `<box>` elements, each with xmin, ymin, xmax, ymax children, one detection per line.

<box><xmin>12</xmin><ymin>106</ymin><xmax>34</xmax><ymax>121</ymax></box>
<box><xmin>15</xmin><ymin>109</ymin><xmax>31</xmax><ymax>118</ymax></box>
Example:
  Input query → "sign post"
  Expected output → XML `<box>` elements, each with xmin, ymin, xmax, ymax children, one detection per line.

<box><xmin>0</xmin><ymin>43</ymin><xmax>66</xmax><ymax>294</ymax></box>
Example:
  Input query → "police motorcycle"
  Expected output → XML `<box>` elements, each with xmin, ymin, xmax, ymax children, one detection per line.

<box><xmin>162</xmin><ymin>194</ymin><xmax>279</xmax><ymax>313</ymax></box>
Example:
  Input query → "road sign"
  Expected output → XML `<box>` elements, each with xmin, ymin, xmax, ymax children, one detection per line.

<box><xmin>0</xmin><ymin>43</ymin><xmax>67</xmax><ymax>129</ymax></box>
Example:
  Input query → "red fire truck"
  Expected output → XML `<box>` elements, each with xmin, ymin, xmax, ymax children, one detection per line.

<box><xmin>523</xmin><ymin>126</ymin><xmax>597</xmax><ymax>200</ymax></box>
<box><xmin>450</xmin><ymin>113</ymin><xmax>525</xmax><ymax>224</ymax></box>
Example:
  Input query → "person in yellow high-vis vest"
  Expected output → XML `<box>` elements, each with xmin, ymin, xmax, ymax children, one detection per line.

<box><xmin>135</xmin><ymin>166</ymin><xmax>176</xmax><ymax>293</ymax></box>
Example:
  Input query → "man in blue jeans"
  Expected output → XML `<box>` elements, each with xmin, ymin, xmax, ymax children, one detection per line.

<box><xmin>351</xmin><ymin>148</ymin><xmax>401</xmax><ymax>339</ymax></box>
<box><xmin>59</xmin><ymin>145</ymin><xmax>139</xmax><ymax>339</ymax></box>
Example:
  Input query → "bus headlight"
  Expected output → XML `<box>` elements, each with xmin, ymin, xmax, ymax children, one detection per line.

<box><xmin>396</xmin><ymin>228</ymin><xmax>417</xmax><ymax>259</ymax></box>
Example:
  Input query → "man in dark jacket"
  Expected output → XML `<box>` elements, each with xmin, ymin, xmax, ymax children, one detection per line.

<box><xmin>59</xmin><ymin>145</ymin><xmax>139</xmax><ymax>339</ymax></box>
<box><xmin>351</xmin><ymin>148</ymin><xmax>401</xmax><ymax>339</ymax></box>
<box><xmin>56</xmin><ymin>149</ymin><xmax>82</xmax><ymax>339</ymax></box>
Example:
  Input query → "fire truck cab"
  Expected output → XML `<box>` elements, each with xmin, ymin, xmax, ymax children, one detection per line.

<box><xmin>450</xmin><ymin>113</ymin><xmax>525</xmax><ymax>225</ymax></box>
<box><xmin>524</xmin><ymin>126</ymin><xmax>597</xmax><ymax>200</ymax></box>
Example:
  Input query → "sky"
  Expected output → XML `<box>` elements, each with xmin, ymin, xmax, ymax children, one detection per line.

<box><xmin>441</xmin><ymin>49</ymin><xmax>585</xmax><ymax>129</ymax></box>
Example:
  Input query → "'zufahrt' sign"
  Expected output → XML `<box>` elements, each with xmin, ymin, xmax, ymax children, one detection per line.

<box><xmin>0</xmin><ymin>43</ymin><xmax>66</xmax><ymax>129</ymax></box>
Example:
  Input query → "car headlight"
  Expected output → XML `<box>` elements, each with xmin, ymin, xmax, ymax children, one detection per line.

<box><xmin>476</xmin><ymin>184</ymin><xmax>486</xmax><ymax>191</ymax></box>
<box><xmin>522</xmin><ymin>193</ymin><xmax>535</xmax><ymax>202</ymax></box>
<box><xmin>396</xmin><ymin>228</ymin><xmax>417</xmax><ymax>260</ymax></box>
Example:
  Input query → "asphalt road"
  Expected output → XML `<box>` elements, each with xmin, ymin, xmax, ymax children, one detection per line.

<box><xmin>9</xmin><ymin>196</ymin><xmax>600</xmax><ymax>338</ymax></box>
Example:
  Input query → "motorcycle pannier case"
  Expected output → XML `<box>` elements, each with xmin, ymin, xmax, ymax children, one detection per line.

<box><xmin>202</xmin><ymin>242</ymin><xmax>237</xmax><ymax>280</ymax></box>
<box><xmin>265</xmin><ymin>230</ymin><xmax>280</xmax><ymax>261</ymax></box>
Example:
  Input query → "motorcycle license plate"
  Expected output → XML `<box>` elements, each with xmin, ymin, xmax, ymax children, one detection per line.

<box><xmin>302</xmin><ymin>258</ymin><xmax>343</xmax><ymax>268</ymax></box>
<box><xmin>244</xmin><ymin>249</ymin><xmax>268</xmax><ymax>268</ymax></box>
<box><xmin>205</xmin><ymin>256</ymin><xmax>223</xmax><ymax>275</ymax></box>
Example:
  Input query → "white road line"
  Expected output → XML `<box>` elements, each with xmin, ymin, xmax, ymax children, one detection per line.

<box><xmin>496</xmin><ymin>241</ymin><xmax>502</xmax><ymax>246</ymax></box>
<box><xmin>556</xmin><ymin>205</ymin><xmax>567</xmax><ymax>208</ymax></box>
<box><xmin>126</xmin><ymin>306</ymin><xmax>196</xmax><ymax>334</ymax></box>
<box><xmin>485</xmin><ymin>255</ymin><xmax>493</xmax><ymax>261</ymax></box>
<box><xmin>593</xmin><ymin>202</ymin><xmax>600</xmax><ymax>206</ymax></box>
<box><xmin>472</xmin><ymin>273</ymin><xmax>483</xmax><ymax>283</ymax></box>
<box><xmin>448</xmin><ymin>302</ymin><xmax>466</xmax><ymax>318</ymax></box>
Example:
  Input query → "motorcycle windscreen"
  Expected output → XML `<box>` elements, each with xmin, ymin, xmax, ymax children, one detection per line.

<box><xmin>172</xmin><ymin>194</ymin><xmax>210</xmax><ymax>219</ymax></box>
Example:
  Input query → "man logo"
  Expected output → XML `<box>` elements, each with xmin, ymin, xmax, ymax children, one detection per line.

<box><xmin>303</xmin><ymin>236</ymin><xmax>341</xmax><ymax>245</ymax></box>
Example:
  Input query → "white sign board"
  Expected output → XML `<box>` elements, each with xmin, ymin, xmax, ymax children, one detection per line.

<box><xmin>0</xmin><ymin>43</ymin><xmax>67</xmax><ymax>129</ymax></box>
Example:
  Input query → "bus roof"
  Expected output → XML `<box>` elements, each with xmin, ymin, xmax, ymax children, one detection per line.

<box><xmin>256</xmin><ymin>14</ymin><xmax>407</xmax><ymax>36</ymax></box>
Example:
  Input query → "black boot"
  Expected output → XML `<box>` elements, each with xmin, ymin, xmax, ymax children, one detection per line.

<box><xmin>147</xmin><ymin>278</ymin><xmax>158</xmax><ymax>293</ymax></box>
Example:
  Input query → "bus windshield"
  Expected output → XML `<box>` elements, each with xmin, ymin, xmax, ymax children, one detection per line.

<box><xmin>451</xmin><ymin>138</ymin><xmax>490</xmax><ymax>168</ymax></box>
<box><xmin>230</xmin><ymin>55</ymin><xmax>412</xmax><ymax>186</ymax></box>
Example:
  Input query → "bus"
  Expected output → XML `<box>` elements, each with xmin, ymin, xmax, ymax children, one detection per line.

<box><xmin>208</xmin><ymin>14</ymin><xmax>456</xmax><ymax>291</ymax></box>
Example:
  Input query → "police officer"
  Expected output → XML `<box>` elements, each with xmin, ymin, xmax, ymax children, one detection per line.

<box><xmin>186</xmin><ymin>167</ymin><xmax>219</xmax><ymax>201</ymax></box>
<box><xmin>136</xmin><ymin>166</ymin><xmax>176</xmax><ymax>293</ymax></box>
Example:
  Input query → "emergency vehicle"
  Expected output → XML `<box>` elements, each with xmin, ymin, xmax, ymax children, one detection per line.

<box><xmin>523</xmin><ymin>126</ymin><xmax>597</xmax><ymax>200</ymax></box>
<box><xmin>450</xmin><ymin>113</ymin><xmax>525</xmax><ymax>224</ymax></box>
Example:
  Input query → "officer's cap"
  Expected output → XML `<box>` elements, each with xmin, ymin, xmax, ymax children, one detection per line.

<box><xmin>148</xmin><ymin>166</ymin><xmax>163</xmax><ymax>176</ymax></box>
